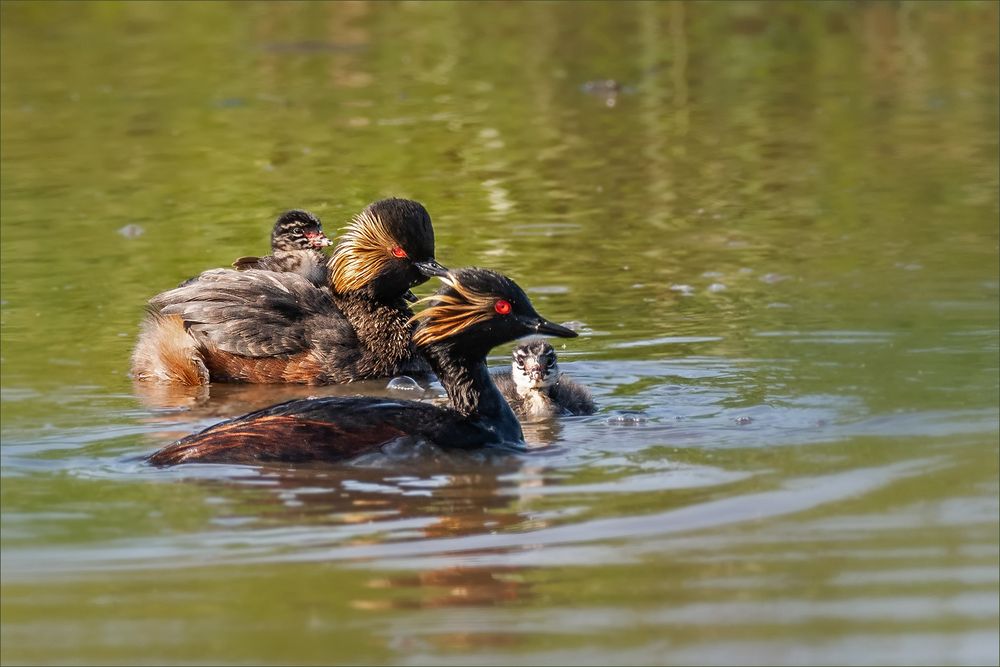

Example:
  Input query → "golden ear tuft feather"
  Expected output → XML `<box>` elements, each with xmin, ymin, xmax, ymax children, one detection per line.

<box><xmin>410</xmin><ymin>274</ymin><xmax>500</xmax><ymax>347</ymax></box>
<box><xmin>330</xmin><ymin>209</ymin><xmax>400</xmax><ymax>293</ymax></box>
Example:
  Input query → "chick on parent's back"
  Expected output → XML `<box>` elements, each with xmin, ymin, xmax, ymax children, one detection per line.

<box><xmin>232</xmin><ymin>209</ymin><xmax>333</xmax><ymax>286</ymax></box>
<box><xmin>131</xmin><ymin>198</ymin><xmax>448</xmax><ymax>386</ymax></box>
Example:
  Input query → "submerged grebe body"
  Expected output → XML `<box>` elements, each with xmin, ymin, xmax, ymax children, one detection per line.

<box><xmin>131</xmin><ymin>198</ymin><xmax>447</xmax><ymax>386</ymax></box>
<box><xmin>232</xmin><ymin>209</ymin><xmax>333</xmax><ymax>286</ymax></box>
<box><xmin>147</xmin><ymin>268</ymin><xmax>577</xmax><ymax>465</ymax></box>
<box><xmin>493</xmin><ymin>337</ymin><xmax>595</xmax><ymax>420</ymax></box>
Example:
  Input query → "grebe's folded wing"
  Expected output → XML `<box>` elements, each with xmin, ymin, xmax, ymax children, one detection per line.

<box><xmin>147</xmin><ymin>396</ymin><xmax>496</xmax><ymax>465</ymax></box>
<box><xmin>231</xmin><ymin>255</ymin><xmax>264</xmax><ymax>270</ymax></box>
<box><xmin>149</xmin><ymin>269</ymin><xmax>337</xmax><ymax>357</ymax></box>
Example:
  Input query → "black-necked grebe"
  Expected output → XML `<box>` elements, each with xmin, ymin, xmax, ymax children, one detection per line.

<box><xmin>493</xmin><ymin>337</ymin><xmax>595</xmax><ymax>420</ymax></box>
<box><xmin>131</xmin><ymin>198</ymin><xmax>447</xmax><ymax>385</ymax></box>
<box><xmin>147</xmin><ymin>268</ymin><xmax>577</xmax><ymax>465</ymax></box>
<box><xmin>232</xmin><ymin>209</ymin><xmax>333</xmax><ymax>286</ymax></box>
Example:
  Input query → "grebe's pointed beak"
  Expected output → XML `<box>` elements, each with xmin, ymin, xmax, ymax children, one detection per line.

<box><xmin>533</xmin><ymin>318</ymin><xmax>578</xmax><ymax>338</ymax></box>
<box><xmin>415</xmin><ymin>260</ymin><xmax>449</xmax><ymax>278</ymax></box>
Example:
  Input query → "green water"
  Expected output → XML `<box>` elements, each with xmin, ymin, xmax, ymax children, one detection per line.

<box><xmin>1</xmin><ymin>2</ymin><xmax>998</xmax><ymax>664</ymax></box>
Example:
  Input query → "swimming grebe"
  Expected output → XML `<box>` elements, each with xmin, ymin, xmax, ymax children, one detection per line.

<box><xmin>232</xmin><ymin>209</ymin><xmax>333</xmax><ymax>286</ymax></box>
<box><xmin>130</xmin><ymin>198</ymin><xmax>447</xmax><ymax>385</ymax></box>
<box><xmin>493</xmin><ymin>337</ymin><xmax>595</xmax><ymax>420</ymax></box>
<box><xmin>147</xmin><ymin>268</ymin><xmax>577</xmax><ymax>465</ymax></box>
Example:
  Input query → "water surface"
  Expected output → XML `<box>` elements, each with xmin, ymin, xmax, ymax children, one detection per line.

<box><xmin>2</xmin><ymin>2</ymin><xmax>998</xmax><ymax>665</ymax></box>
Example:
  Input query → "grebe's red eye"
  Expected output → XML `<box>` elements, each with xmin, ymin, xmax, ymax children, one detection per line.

<box><xmin>494</xmin><ymin>299</ymin><xmax>512</xmax><ymax>315</ymax></box>
<box><xmin>391</xmin><ymin>246</ymin><xmax>407</xmax><ymax>258</ymax></box>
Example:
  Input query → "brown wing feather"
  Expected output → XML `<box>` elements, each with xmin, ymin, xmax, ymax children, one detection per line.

<box><xmin>232</xmin><ymin>255</ymin><xmax>263</xmax><ymax>270</ymax></box>
<box><xmin>148</xmin><ymin>415</ymin><xmax>409</xmax><ymax>465</ymax></box>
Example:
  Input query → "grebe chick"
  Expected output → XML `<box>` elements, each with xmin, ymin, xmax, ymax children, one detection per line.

<box><xmin>147</xmin><ymin>268</ymin><xmax>577</xmax><ymax>465</ymax></box>
<box><xmin>232</xmin><ymin>209</ymin><xmax>333</xmax><ymax>286</ymax></box>
<box><xmin>131</xmin><ymin>198</ymin><xmax>447</xmax><ymax>386</ymax></box>
<box><xmin>493</xmin><ymin>337</ymin><xmax>595</xmax><ymax>420</ymax></box>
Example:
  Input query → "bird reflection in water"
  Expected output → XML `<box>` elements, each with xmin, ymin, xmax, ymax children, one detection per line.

<box><xmin>179</xmin><ymin>461</ymin><xmax>555</xmax><ymax>625</ymax></box>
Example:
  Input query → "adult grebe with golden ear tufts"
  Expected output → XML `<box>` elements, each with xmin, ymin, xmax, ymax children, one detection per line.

<box><xmin>493</xmin><ymin>337</ymin><xmax>595</xmax><ymax>420</ymax></box>
<box><xmin>232</xmin><ymin>209</ymin><xmax>333</xmax><ymax>286</ymax></box>
<box><xmin>147</xmin><ymin>268</ymin><xmax>577</xmax><ymax>465</ymax></box>
<box><xmin>130</xmin><ymin>198</ymin><xmax>447</xmax><ymax>386</ymax></box>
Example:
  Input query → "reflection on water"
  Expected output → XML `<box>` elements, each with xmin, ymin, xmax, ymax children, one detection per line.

<box><xmin>1</xmin><ymin>1</ymin><xmax>998</xmax><ymax>665</ymax></box>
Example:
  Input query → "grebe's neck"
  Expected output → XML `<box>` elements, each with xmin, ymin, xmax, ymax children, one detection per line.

<box><xmin>330</xmin><ymin>291</ymin><xmax>416</xmax><ymax>371</ymax></box>
<box><xmin>422</xmin><ymin>342</ymin><xmax>523</xmax><ymax>441</ymax></box>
